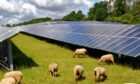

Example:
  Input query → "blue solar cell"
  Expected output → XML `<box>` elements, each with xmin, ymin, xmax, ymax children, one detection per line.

<box><xmin>105</xmin><ymin>37</ymin><xmax>130</xmax><ymax>50</ymax></box>
<box><xmin>117</xmin><ymin>39</ymin><xmax>140</xmax><ymax>54</ymax></box>
<box><xmin>84</xmin><ymin>35</ymin><xmax>97</xmax><ymax>47</ymax></box>
<box><xmin>97</xmin><ymin>37</ymin><xmax>121</xmax><ymax>49</ymax></box>
<box><xmin>18</xmin><ymin>21</ymin><xmax>140</xmax><ymax>57</ymax></box>
<box><xmin>88</xmin><ymin>36</ymin><xmax>108</xmax><ymax>48</ymax></box>
<box><xmin>110</xmin><ymin>38</ymin><xmax>138</xmax><ymax>52</ymax></box>
<box><xmin>127</xmin><ymin>45</ymin><xmax>140</xmax><ymax>57</ymax></box>
<box><xmin>119</xmin><ymin>27</ymin><xmax>136</xmax><ymax>36</ymax></box>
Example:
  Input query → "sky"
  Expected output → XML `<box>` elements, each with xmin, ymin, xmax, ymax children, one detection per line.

<box><xmin>0</xmin><ymin>0</ymin><xmax>104</xmax><ymax>24</ymax></box>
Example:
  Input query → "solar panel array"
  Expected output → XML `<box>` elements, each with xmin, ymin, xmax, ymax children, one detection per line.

<box><xmin>1</xmin><ymin>21</ymin><xmax>140</xmax><ymax>57</ymax></box>
<box><xmin>20</xmin><ymin>21</ymin><xmax>140</xmax><ymax>57</ymax></box>
<box><xmin>0</xmin><ymin>27</ymin><xmax>19</xmax><ymax>42</ymax></box>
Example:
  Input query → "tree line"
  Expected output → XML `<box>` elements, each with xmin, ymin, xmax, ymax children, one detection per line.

<box><xmin>7</xmin><ymin>0</ymin><xmax>140</xmax><ymax>27</ymax></box>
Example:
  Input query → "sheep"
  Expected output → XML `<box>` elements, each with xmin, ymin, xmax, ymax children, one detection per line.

<box><xmin>98</xmin><ymin>54</ymin><xmax>115</xmax><ymax>64</ymax></box>
<box><xmin>4</xmin><ymin>71</ymin><xmax>23</xmax><ymax>84</ymax></box>
<box><xmin>73</xmin><ymin>65</ymin><xmax>84</xmax><ymax>80</ymax></box>
<box><xmin>0</xmin><ymin>77</ymin><xmax>16</xmax><ymax>84</ymax></box>
<box><xmin>94</xmin><ymin>67</ymin><xmax>107</xmax><ymax>82</ymax></box>
<box><xmin>48</xmin><ymin>63</ymin><xmax>58</xmax><ymax>77</ymax></box>
<box><xmin>73</xmin><ymin>48</ymin><xmax>87</xmax><ymax>58</ymax></box>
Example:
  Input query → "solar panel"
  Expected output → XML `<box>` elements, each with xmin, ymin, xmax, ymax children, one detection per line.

<box><xmin>16</xmin><ymin>21</ymin><xmax>140</xmax><ymax>57</ymax></box>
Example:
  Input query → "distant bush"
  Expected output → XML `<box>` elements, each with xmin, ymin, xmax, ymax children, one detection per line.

<box><xmin>120</xmin><ymin>13</ymin><xmax>133</xmax><ymax>24</ymax></box>
<box><xmin>105</xmin><ymin>13</ymin><xmax>134</xmax><ymax>24</ymax></box>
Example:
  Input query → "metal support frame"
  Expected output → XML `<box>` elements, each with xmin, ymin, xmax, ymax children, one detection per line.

<box><xmin>118</xmin><ymin>53</ymin><xmax>122</xmax><ymax>58</ymax></box>
<box><xmin>8</xmin><ymin>39</ymin><xmax>13</xmax><ymax>71</ymax></box>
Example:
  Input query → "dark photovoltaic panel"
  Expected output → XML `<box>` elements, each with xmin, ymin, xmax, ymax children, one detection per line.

<box><xmin>0</xmin><ymin>27</ymin><xmax>20</xmax><ymax>42</ymax></box>
<box><xmin>1</xmin><ymin>21</ymin><xmax>140</xmax><ymax>57</ymax></box>
<box><xmin>18</xmin><ymin>21</ymin><xmax>140</xmax><ymax>57</ymax></box>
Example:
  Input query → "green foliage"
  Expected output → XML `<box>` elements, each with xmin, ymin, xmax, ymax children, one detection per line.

<box><xmin>105</xmin><ymin>13</ymin><xmax>133</xmax><ymax>24</ymax></box>
<box><xmin>88</xmin><ymin>2</ymin><xmax>108</xmax><ymax>21</ymax></box>
<box><xmin>63</xmin><ymin>11</ymin><xmax>77</xmax><ymax>21</ymax></box>
<box><xmin>131</xmin><ymin>1</ymin><xmax>140</xmax><ymax>24</ymax></box>
<box><xmin>105</xmin><ymin>1</ymin><xmax>140</xmax><ymax>24</ymax></box>
<box><xmin>5</xmin><ymin>24</ymin><xmax>12</xmax><ymax>27</ymax></box>
<box><xmin>62</xmin><ymin>10</ymin><xmax>85</xmax><ymax>21</ymax></box>
<box><xmin>95</xmin><ymin>8</ymin><xmax>108</xmax><ymax>21</ymax></box>
<box><xmin>76</xmin><ymin>10</ymin><xmax>85</xmax><ymax>21</ymax></box>
<box><xmin>120</xmin><ymin>13</ymin><xmax>134</xmax><ymax>24</ymax></box>
<box><xmin>88</xmin><ymin>6</ymin><xmax>95</xmax><ymax>20</ymax></box>
<box><xmin>13</xmin><ymin>17</ymin><xmax>52</xmax><ymax>26</ymax></box>
<box><xmin>112</xmin><ymin>0</ymin><xmax>127</xmax><ymax>16</ymax></box>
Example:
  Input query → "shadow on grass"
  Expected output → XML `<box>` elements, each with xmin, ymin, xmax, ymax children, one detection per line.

<box><xmin>75</xmin><ymin>76</ymin><xmax>86</xmax><ymax>83</ymax></box>
<box><xmin>12</xmin><ymin>42</ymin><xmax>39</xmax><ymax>70</ymax></box>
<box><xmin>20</xmin><ymin>33</ymin><xmax>140</xmax><ymax>69</ymax></box>
<box><xmin>45</xmin><ymin>39</ymin><xmax>140</xmax><ymax>69</ymax></box>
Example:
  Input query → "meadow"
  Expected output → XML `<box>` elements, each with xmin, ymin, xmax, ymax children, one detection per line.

<box><xmin>0</xmin><ymin>33</ymin><xmax>140</xmax><ymax>84</ymax></box>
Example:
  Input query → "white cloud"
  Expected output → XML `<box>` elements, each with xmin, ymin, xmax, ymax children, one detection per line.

<box><xmin>0</xmin><ymin>16</ymin><xmax>3</xmax><ymax>19</ymax></box>
<box><xmin>0</xmin><ymin>0</ymin><xmax>93</xmax><ymax>24</ymax></box>
<box><xmin>83</xmin><ymin>0</ymin><xmax>93</xmax><ymax>7</ymax></box>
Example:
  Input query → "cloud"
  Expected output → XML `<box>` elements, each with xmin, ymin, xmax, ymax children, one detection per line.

<box><xmin>0</xmin><ymin>0</ymin><xmax>93</xmax><ymax>24</ymax></box>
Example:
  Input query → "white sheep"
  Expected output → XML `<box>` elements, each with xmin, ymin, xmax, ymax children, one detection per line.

<box><xmin>73</xmin><ymin>65</ymin><xmax>84</xmax><ymax>80</ymax></box>
<box><xmin>0</xmin><ymin>77</ymin><xmax>16</xmax><ymax>84</ymax></box>
<box><xmin>73</xmin><ymin>48</ymin><xmax>87</xmax><ymax>58</ymax></box>
<box><xmin>94</xmin><ymin>67</ymin><xmax>107</xmax><ymax>82</ymax></box>
<box><xmin>48</xmin><ymin>63</ymin><xmax>58</xmax><ymax>77</ymax></box>
<box><xmin>4</xmin><ymin>71</ymin><xmax>23</xmax><ymax>84</ymax></box>
<box><xmin>98</xmin><ymin>54</ymin><xmax>115</xmax><ymax>64</ymax></box>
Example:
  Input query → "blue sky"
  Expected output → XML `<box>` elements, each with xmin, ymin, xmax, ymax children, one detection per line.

<box><xmin>0</xmin><ymin>0</ymin><xmax>103</xmax><ymax>24</ymax></box>
<box><xmin>83</xmin><ymin>0</ymin><xmax>103</xmax><ymax>14</ymax></box>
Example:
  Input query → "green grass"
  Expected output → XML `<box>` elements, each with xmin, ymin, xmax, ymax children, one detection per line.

<box><xmin>0</xmin><ymin>33</ymin><xmax>140</xmax><ymax>84</ymax></box>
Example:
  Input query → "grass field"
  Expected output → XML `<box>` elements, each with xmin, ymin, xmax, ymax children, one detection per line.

<box><xmin>0</xmin><ymin>33</ymin><xmax>140</xmax><ymax>84</ymax></box>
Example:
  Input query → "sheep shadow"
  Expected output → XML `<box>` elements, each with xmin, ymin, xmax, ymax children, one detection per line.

<box><xmin>48</xmin><ymin>72</ymin><xmax>61</xmax><ymax>77</ymax></box>
<box><xmin>56</xmin><ymin>74</ymin><xmax>61</xmax><ymax>77</ymax></box>
<box><xmin>75</xmin><ymin>76</ymin><xmax>86</xmax><ymax>82</ymax></box>
<box><xmin>12</xmin><ymin>42</ymin><xmax>39</xmax><ymax>69</ymax></box>
<box><xmin>95</xmin><ymin>76</ymin><xmax>107</xmax><ymax>83</ymax></box>
<box><xmin>20</xmin><ymin>33</ymin><xmax>140</xmax><ymax>69</ymax></box>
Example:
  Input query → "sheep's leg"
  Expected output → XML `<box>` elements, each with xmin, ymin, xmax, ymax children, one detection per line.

<box><xmin>73</xmin><ymin>54</ymin><xmax>76</xmax><ymax>58</ymax></box>
<box><xmin>18</xmin><ymin>81</ymin><xmax>21</xmax><ymax>84</ymax></box>
<box><xmin>98</xmin><ymin>75</ymin><xmax>100</xmax><ymax>82</ymax></box>
<box><xmin>51</xmin><ymin>72</ymin><xmax>53</xmax><ymax>76</ymax></box>
<box><xmin>98</xmin><ymin>59</ymin><xmax>101</xmax><ymax>64</ymax></box>
<box><xmin>54</xmin><ymin>71</ymin><xmax>57</xmax><ymax>77</ymax></box>
<box><xmin>95</xmin><ymin>74</ymin><xmax>100</xmax><ymax>82</ymax></box>
<box><xmin>111</xmin><ymin>58</ymin><xmax>115</xmax><ymax>64</ymax></box>
<box><xmin>103</xmin><ymin>74</ymin><xmax>107</xmax><ymax>80</ymax></box>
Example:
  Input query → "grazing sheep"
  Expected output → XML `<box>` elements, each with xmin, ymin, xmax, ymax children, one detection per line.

<box><xmin>0</xmin><ymin>77</ymin><xmax>16</xmax><ymax>84</ymax></box>
<box><xmin>4</xmin><ymin>71</ymin><xmax>23</xmax><ymax>84</ymax></box>
<box><xmin>48</xmin><ymin>63</ymin><xmax>58</xmax><ymax>77</ymax></box>
<box><xmin>73</xmin><ymin>48</ymin><xmax>87</xmax><ymax>58</ymax></box>
<box><xmin>94</xmin><ymin>67</ymin><xmax>107</xmax><ymax>82</ymax></box>
<box><xmin>73</xmin><ymin>65</ymin><xmax>84</xmax><ymax>80</ymax></box>
<box><xmin>98</xmin><ymin>54</ymin><xmax>115</xmax><ymax>64</ymax></box>
<box><xmin>0</xmin><ymin>81</ymin><xmax>12</xmax><ymax>84</ymax></box>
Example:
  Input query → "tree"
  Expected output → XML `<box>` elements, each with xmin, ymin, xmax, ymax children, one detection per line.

<box><xmin>113</xmin><ymin>0</ymin><xmax>127</xmax><ymax>16</ymax></box>
<box><xmin>13</xmin><ymin>17</ymin><xmax>52</xmax><ymax>26</ymax></box>
<box><xmin>88</xmin><ymin>1</ymin><xmax>108</xmax><ymax>21</ymax></box>
<box><xmin>95</xmin><ymin>8</ymin><xmax>108</xmax><ymax>21</ymax></box>
<box><xmin>131</xmin><ymin>1</ymin><xmax>140</xmax><ymax>23</ymax></box>
<box><xmin>88</xmin><ymin>6</ymin><xmax>95</xmax><ymax>20</ymax></box>
<box><xmin>5</xmin><ymin>24</ymin><xmax>11</xmax><ymax>27</ymax></box>
<box><xmin>63</xmin><ymin>11</ymin><xmax>77</xmax><ymax>21</ymax></box>
<box><xmin>76</xmin><ymin>10</ymin><xmax>85</xmax><ymax>20</ymax></box>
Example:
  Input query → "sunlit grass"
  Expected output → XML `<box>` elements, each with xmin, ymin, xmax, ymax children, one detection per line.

<box><xmin>0</xmin><ymin>33</ymin><xmax>140</xmax><ymax>84</ymax></box>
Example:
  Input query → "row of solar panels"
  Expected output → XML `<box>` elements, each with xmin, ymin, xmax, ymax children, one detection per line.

<box><xmin>20</xmin><ymin>22</ymin><xmax>140</xmax><ymax>57</ymax></box>
<box><xmin>0</xmin><ymin>21</ymin><xmax>140</xmax><ymax>57</ymax></box>
<box><xmin>40</xmin><ymin>22</ymin><xmax>140</xmax><ymax>38</ymax></box>
<box><xmin>0</xmin><ymin>27</ymin><xmax>20</xmax><ymax>42</ymax></box>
